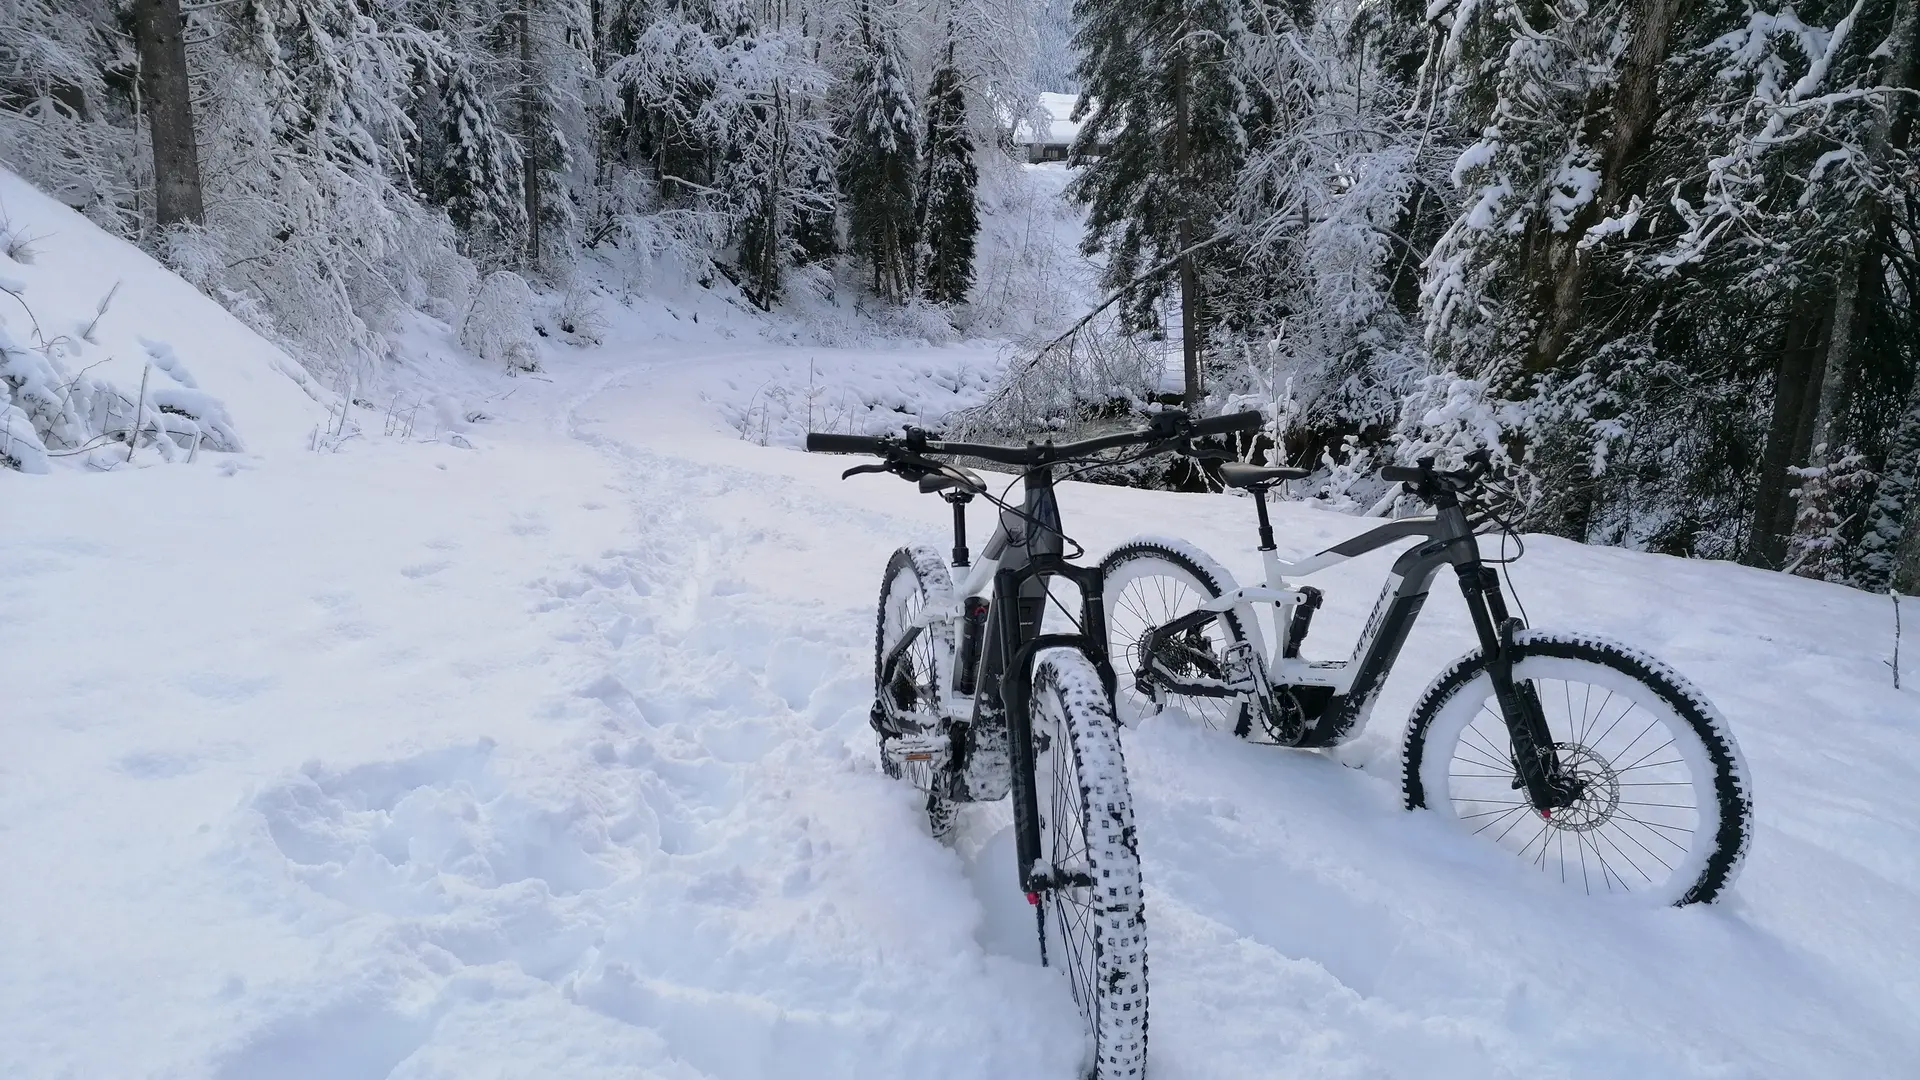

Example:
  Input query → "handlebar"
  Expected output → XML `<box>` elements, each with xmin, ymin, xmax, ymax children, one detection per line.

<box><xmin>804</xmin><ymin>409</ymin><xmax>1265</xmax><ymax>470</ymax></box>
<box><xmin>1190</xmin><ymin>411</ymin><xmax>1266</xmax><ymax>438</ymax></box>
<box><xmin>1380</xmin><ymin>449</ymin><xmax>1495</xmax><ymax>503</ymax></box>
<box><xmin>804</xmin><ymin>432</ymin><xmax>890</xmax><ymax>455</ymax></box>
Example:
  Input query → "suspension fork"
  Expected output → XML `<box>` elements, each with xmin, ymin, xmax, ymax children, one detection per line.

<box><xmin>1455</xmin><ymin>560</ymin><xmax>1571</xmax><ymax>813</ymax></box>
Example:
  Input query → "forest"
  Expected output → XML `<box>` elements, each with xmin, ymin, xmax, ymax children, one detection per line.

<box><xmin>2</xmin><ymin>0</ymin><xmax>1917</xmax><ymax>591</ymax></box>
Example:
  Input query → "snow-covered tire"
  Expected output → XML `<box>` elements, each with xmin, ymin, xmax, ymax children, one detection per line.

<box><xmin>1099</xmin><ymin>537</ymin><xmax>1253</xmax><ymax>735</ymax></box>
<box><xmin>875</xmin><ymin>545</ymin><xmax>957</xmax><ymax>836</ymax></box>
<box><xmin>1402</xmin><ymin>631</ymin><xmax>1752</xmax><ymax>905</ymax></box>
<box><xmin>1031</xmin><ymin>649</ymin><xmax>1148</xmax><ymax>1079</ymax></box>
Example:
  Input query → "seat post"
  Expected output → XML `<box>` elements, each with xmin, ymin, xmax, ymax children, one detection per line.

<box><xmin>1252</xmin><ymin>488</ymin><xmax>1277</xmax><ymax>552</ymax></box>
<box><xmin>946</xmin><ymin>491</ymin><xmax>972</xmax><ymax>567</ymax></box>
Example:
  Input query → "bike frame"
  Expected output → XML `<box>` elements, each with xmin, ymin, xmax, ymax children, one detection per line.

<box><xmin>878</xmin><ymin>463</ymin><xmax>1115</xmax><ymax>894</ymax></box>
<box><xmin>1142</xmin><ymin>498</ymin><xmax>1567</xmax><ymax>804</ymax></box>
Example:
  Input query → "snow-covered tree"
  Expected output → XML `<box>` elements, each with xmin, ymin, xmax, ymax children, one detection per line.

<box><xmin>918</xmin><ymin>46</ymin><xmax>978</xmax><ymax>306</ymax></box>
<box><xmin>605</xmin><ymin>0</ymin><xmax>835</xmax><ymax>306</ymax></box>
<box><xmin>1069</xmin><ymin>0</ymin><xmax>1255</xmax><ymax>406</ymax></box>
<box><xmin>434</xmin><ymin>57</ymin><xmax>525</xmax><ymax>261</ymax></box>
<box><xmin>840</xmin><ymin>17</ymin><xmax>921</xmax><ymax>303</ymax></box>
<box><xmin>0</xmin><ymin>0</ymin><xmax>140</xmax><ymax>233</ymax></box>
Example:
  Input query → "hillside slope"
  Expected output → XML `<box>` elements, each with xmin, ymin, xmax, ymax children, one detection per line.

<box><xmin>1</xmin><ymin>170</ymin><xmax>325</xmax><ymax>467</ymax></box>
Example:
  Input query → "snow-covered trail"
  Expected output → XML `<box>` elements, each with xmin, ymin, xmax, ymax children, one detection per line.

<box><xmin>6</xmin><ymin>344</ymin><xmax>1917</xmax><ymax>1079</ymax></box>
<box><xmin>569</xmin><ymin>350</ymin><xmax>1920</xmax><ymax>1078</ymax></box>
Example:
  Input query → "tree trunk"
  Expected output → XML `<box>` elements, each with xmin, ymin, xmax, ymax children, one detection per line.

<box><xmin>1806</xmin><ymin>0</ymin><xmax>1918</xmax><ymax>468</ymax></box>
<box><xmin>520</xmin><ymin>2</ymin><xmax>542</xmax><ymax>272</ymax></box>
<box><xmin>1526</xmin><ymin>0</ymin><xmax>1685</xmax><ymax>375</ymax></box>
<box><xmin>1173</xmin><ymin>54</ymin><xmax>1200</xmax><ymax>408</ymax></box>
<box><xmin>1897</xmin><ymin>483</ymin><xmax>1920</xmax><ymax>595</ymax></box>
<box><xmin>1805</xmin><ymin>257</ymin><xmax>1867</xmax><ymax>467</ymax></box>
<box><xmin>1884</xmin><ymin>0</ymin><xmax>1920</xmax><ymax>594</ymax></box>
<box><xmin>132</xmin><ymin>0</ymin><xmax>204</xmax><ymax>227</ymax></box>
<box><xmin>1747</xmin><ymin>307</ymin><xmax>1828</xmax><ymax>567</ymax></box>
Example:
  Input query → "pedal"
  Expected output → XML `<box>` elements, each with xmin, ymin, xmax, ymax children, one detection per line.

<box><xmin>880</xmin><ymin>732</ymin><xmax>948</xmax><ymax>787</ymax></box>
<box><xmin>1221</xmin><ymin>641</ymin><xmax>1266</xmax><ymax>694</ymax></box>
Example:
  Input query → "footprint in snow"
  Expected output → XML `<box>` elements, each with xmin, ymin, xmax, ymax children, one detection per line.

<box><xmin>213</xmin><ymin>996</ymin><xmax>432</xmax><ymax>1080</ymax></box>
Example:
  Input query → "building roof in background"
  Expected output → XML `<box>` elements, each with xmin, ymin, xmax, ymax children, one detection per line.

<box><xmin>1032</xmin><ymin>92</ymin><xmax>1085</xmax><ymax>146</ymax></box>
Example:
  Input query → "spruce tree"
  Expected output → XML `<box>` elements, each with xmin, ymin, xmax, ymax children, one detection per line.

<box><xmin>1862</xmin><ymin>386</ymin><xmax>1920</xmax><ymax>590</ymax></box>
<box><xmin>1068</xmin><ymin>0</ymin><xmax>1251</xmax><ymax>405</ymax></box>
<box><xmin>840</xmin><ymin>20</ymin><xmax>920</xmax><ymax>304</ymax></box>
<box><xmin>917</xmin><ymin>48</ymin><xmax>978</xmax><ymax>306</ymax></box>
<box><xmin>437</xmin><ymin>59</ymin><xmax>525</xmax><ymax>260</ymax></box>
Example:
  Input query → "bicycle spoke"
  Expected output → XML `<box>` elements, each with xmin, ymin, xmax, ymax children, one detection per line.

<box><xmin>1470</xmin><ymin>805</ymin><xmax>1528</xmax><ymax>835</ymax></box>
<box><xmin>1592</xmin><ymin>823</ymin><xmax>1658</xmax><ymax>884</ymax></box>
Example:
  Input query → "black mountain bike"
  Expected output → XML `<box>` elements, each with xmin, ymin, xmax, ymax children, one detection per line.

<box><xmin>1101</xmin><ymin>451</ymin><xmax>1754</xmax><ymax>904</ymax></box>
<box><xmin>807</xmin><ymin>408</ymin><xmax>1263</xmax><ymax>1080</ymax></box>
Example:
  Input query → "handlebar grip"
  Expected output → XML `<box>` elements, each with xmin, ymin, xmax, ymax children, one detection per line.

<box><xmin>805</xmin><ymin>432</ymin><xmax>888</xmax><ymax>454</ymax></box>
<box><xmin>1190</xmin><ymin>410</ymin><xmax>1265</xmax><ymax>437</ymax></box>
<box><xmin>1379</xmin><ymin>465</ymin><xmax>1425</xmax><ymax>483</ymax></box>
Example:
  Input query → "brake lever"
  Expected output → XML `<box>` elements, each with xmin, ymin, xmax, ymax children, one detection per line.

<box><xmin>841</xmin><ymin>463</ymin><xmax>891</xmax><ymax>480</ymax></box>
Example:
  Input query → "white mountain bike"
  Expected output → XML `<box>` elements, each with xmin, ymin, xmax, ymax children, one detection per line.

<box><xmin>1101</xmin><ymin>451</ymin><xmax>1754</xmax><ymax>905</ymax></box>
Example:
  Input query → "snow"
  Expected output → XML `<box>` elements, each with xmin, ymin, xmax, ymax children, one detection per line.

<box><xmin>0</xmin><ymin>170</ymin><xmax>326</xmax><ymax>459</ymax></box>
<box><xmin>6</xmin><ymin>177</ymin><xmax>1920</xmax><ymax>1079</ymax></box>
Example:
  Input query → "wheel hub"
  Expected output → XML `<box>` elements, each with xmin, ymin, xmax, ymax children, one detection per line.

<box><xmin>1135</xmin><ymin>627</ymin><xmax>1220</xmax><ymax>681</ymax></box>
<box><xmin>1540</xmin><ymin>742</ymin><xmax>1621</xmax><ymax>831</ymax></box>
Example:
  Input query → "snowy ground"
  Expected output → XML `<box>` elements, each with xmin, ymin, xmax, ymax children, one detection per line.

<box><xmin>6</xmin><ymin>171</ymin><xmax>1920</xmax><ymax>1079</ymax></box>
<box><xmin>8</xmin><ymin>335</ymin><xmax>1920</xmax><ymax>1080</ymax></box>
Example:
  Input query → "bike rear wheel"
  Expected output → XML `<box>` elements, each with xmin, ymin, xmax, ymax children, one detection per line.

<box><xmin>1099</xmin><ymin>538</ymin><xmax>1252</xmax><ymax>734</ymax></box>
<box><xmin>1031</xmin><ymin>650</ymin><xmax>1148</xmax><ymax>1079</ymax></box>
<box><xmin>1402</xmin><ymin>631</ymin><xmax>1752</xmax><ymax>905</ymax></box>
<box><xmin>875</xmin><ymin>545</ymin><xmax>958</xmax><ymax>836</ymax></box>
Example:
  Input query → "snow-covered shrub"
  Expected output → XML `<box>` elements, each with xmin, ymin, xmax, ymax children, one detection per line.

<box><xmin>0</xmin><ymin>0</ymin><xmax>141</xmax><ymax>236</ymax></box>
<box><xmin>554</xmin><ymin>285</ymin><xmax>608</xmax><ymax>347</ymax></box>
<box><xmin>1789</xmin><ymin>451</ymin><xmax>1878</xmax><ymax>582</ymax></box>
<box><xmin>722</xmin><ymin>351</ymin><xmax>1006</xmax><ymax>447</ymax></box>
<box><xmin>460</xmin><ymin>271</ymin><xmax>540</xmax><ymax>372</ymax></box>
<box><xmin>1</xmin><ymin>315</ymin><xmax>85</xmax><ymax>471</ymax></box>
<box><xmin>1312</xmin><ymin>434</ymin><xmax>1379</xmax><ymax>514</ymax></box>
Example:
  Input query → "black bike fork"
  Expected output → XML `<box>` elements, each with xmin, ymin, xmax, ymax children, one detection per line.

<box><xmin>1455</xmin><ymin>562</ymin><xmax>1567</xmax><ymax>813</ymax></box>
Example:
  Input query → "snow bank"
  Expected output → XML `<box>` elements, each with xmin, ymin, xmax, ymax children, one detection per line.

<box><xmin>0</xmin><ymin>169</ymin><xmax>325</xmax><ymax>466</ymax></box>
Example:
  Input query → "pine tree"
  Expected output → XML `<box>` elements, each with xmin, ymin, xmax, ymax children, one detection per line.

<box><xmin>512</xmin><ymin>0</ymin><xmax>589</xmax><ymax>276</ymax></box>
<box><xmin>436</xmin><ymin>58</ymin><xmax>525</xmax><ymax>260</ymax></box>
<box><xmin>840</xmin><ymin>19</ymin><xmax>920</xmax><ymax>304</ymax></box>
<box><xmin>917</xmin><ymin>47</ymin><xmax>977</xmax><ymax>306</ymax></box>
<box><xmin>1862</xmin><ymin>386</ymin><xmax>1920</xmax><ymax>589</ymax></box>
<box><xmin>1068</xmin><ymin>0</ymin><xmax>1252</xmax><ymax>406</ymax></box>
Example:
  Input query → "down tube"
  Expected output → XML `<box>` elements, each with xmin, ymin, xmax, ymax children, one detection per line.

<box><xmin>1316</xmin><ymin>545</ymin><xmax>1453</xmax><ymax>742</ymax></box>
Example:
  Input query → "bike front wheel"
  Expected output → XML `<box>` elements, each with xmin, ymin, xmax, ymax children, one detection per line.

<box><xmin>1402</xmin><ymin>631</ymin><xmax>1752</xmax><ymax>905</ymax></box>
<box><xmin>1031</xmin><ymin>650</ymin><xmax>1148</xmax><ymax>1079</ymax></box>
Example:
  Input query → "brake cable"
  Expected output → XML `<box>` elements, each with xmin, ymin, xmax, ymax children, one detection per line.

<box><xmin>1461</xmin><ymin>486</ymin><xmax>1532</xmax><ymax>628</ymax></box>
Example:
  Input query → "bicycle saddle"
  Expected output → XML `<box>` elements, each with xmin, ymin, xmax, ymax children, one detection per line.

<box><xmin>917</xmin><ymin>462</ymin><xmax>987</xmax><ymax>495</ymax></box>
<box><xmin>1218</xmin><ymin>462</ymin><xmax>1310</xmax><ymax>490</ymax></box>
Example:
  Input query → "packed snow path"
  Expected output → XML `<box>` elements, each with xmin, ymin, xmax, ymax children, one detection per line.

<box><xmin>6</xmin><ymin>345</ymin><xmax>1918</xmax><ymax>1079</ymax></box>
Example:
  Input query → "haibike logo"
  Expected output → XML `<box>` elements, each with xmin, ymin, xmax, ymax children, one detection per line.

<box><xmin>1356</xmin><ymin>575</ymin><xmax>1402</xmax><ymax>654</ymax></box>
